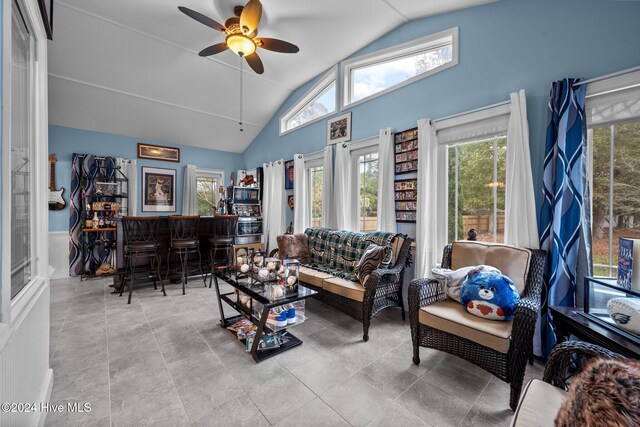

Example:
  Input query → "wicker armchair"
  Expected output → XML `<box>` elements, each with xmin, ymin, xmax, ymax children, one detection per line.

<box><xmin>409</xmin><ymin>242</ymin><xmax>545</xmax><ymax>410</ymax></box>
<box><xmin>511</xmin><ymin>340</ymin><xmax>626</xmax><ymax>426</ymax></box>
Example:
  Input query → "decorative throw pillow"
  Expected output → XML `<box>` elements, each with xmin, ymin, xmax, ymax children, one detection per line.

<box><xmin>554</xmin><ymin>357</ymin><xmax>640</xmax><ymax>427</ymax></box>
<box><xmin>432</xmin><ymin>265</ymin><xmax>500</xmax><ymax>302</ymax></box>
<box><xmin>460</xmin><ymin>268</ymin><xmax>520</xmax><ymax>321</ymax></box>
<box><xmin>355</xmin><ymin>244</ymin><xmax>391</xmax><ymax>287</ymax></box>
<box><xmin>276</xmin><ymin>233</ymin><xmax>310</xmax><ymax>264</ymax></box>
<box><xmin>382</xmin><ymin>234</ymin><xmax>405</xmax><ymax>268</ymax></box>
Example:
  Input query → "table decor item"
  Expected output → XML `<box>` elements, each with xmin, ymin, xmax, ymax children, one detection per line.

<box><xmin>607</xmin><ymin>297</ymin><xmax>640</xmax><ymax>336</ymax></box>
<box><xmin>618</xmin><ymin>237</ymin><xmax>640</xmax><ymax>290</ymax></box>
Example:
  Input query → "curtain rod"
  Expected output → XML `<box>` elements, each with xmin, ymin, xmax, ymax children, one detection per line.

<box><xmin>573</xmin><ymin>65</ymin><xmax>640</xmax><ymax>88</ymax></box>
<box><xmin>434</xmin><ymin>100</ymin><xmax>510</xmax><ymax>123</ymax></box>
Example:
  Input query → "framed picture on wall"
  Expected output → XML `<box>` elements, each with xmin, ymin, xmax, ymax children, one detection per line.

<box><xmin>142</xmin><ymin>167</ymin><xmax>176</xmax><ymax>212</ymax></box>
<box><xmin>284</xmin><ymin>160</ymin><xmax>294</xmax><ymax>189</ymax></box>
<box><xmin>138</xmin><ymin>143</ymin><xmax>181</xmax><ymax>162</ymax></box>
<box><xmin>327</xmin><ymin>112</ymin><xmax>352</xmax><ymax>145</ymax></box>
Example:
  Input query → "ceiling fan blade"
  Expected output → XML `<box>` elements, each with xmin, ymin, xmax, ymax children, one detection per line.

<box><xmin>239</xmin><ymin>0</ymin><xmax>262</xmax><ymax>35</ymax></box>
<box><xmin>178</xmin><ymin>6</ymin><xmax>226</xmax><ymax>32</ymax></box>
<box><xmin>256</xmin><ymin>38</ymin><xmax>299</xmax><ymax>54</ymax></box>
<box><xmin>245</xmin><ymin>52</ymin><xmax>264</xmax><ymax>74</ymax></box>
<box><xmin>198</xmin><ymin>43</ymin><xmax>228</xmax><ymax>57</ymax></box>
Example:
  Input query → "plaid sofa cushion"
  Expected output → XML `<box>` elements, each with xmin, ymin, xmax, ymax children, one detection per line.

<box><xmin>304</xmin><ymin>228</ymin><xmax>395</xmax><ymax>278</ymax></box>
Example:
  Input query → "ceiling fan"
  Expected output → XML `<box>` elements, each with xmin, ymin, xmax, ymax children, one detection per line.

<box><xmin>178</xmin><ymin>0</ymin><xmax>299</xmax><ymax>74</ymax></box>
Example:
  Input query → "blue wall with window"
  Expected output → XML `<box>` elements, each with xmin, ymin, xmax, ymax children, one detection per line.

<box><xmin>243</xmin><ymin>0</ymin><xmax>640</xmax><ymax>236</ymax></box>
<box><xmin>48</xmin><ymin>125</ymin><xmax>244</xmax><ymax>232</ymax></box>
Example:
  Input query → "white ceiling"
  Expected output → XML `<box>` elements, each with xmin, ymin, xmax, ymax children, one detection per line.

<box><xmin>48</xmin><ymin>0</ymin><xmax>497</xmax><ymax>153</ymax></box>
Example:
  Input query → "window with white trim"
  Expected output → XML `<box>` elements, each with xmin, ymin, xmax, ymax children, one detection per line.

<box><xmin>435</xmin><ymin>103</ymin><xmax>511</xmax><ymax>243</ymax></box>
<box><xmin>342</xmin><ymin>28</ymin><xmax>458</xmax><ymax>108</ymax></box>
<box><xmin>280</xmin><ymin>68</ymin><xmax>337</xmax><ymax>134</ymax></box>
<box><xmin>347</xmin><ymin>141</ymin><xmax>379</xmax><ymax>232</ymax></box>
<box><xmin>195</xmin><ymin>169</ymin><xmax>223</xmax><ymax>217</ymax></box>
<box><xmin>307</xmin><ymin>165</ymin><xmax>323</xmax><ymax>227</ymax></box>
<box><xmin>585</xmin><ymin>69</ymin><xmax>640</xmax><ymax>277</ymax></box>
<box><xmin>447</xmin><ymin>136</ymin><xmax>507</xmax><ymax>243</ymax></box>
<box><xmin>10</xmin><ymin>0</ymin><xmax>35</xmax><ymax>299</ymax></box>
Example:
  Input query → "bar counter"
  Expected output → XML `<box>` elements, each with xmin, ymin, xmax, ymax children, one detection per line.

<box><xmin>114</xmin><ymin>215</ymin><xmax>239</xmax><ymax>272</ymax></box>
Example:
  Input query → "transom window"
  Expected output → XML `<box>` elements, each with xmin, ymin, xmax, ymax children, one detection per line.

<box><xmin>280</xmin><ymin>68</ymin><xmax>337</xmax><ymax>135</ymax></box>
<box><xmin>448</xmin><ymin>136</ymin><xmax>507</xmax><ymax>243</ymax></box>
<box><xmin>342</xmin><ymin>28</ymin><xmax>458</xmax><ymax>108</ymax></box>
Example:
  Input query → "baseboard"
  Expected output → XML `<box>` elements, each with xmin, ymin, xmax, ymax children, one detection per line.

<box><xmin>35</xmin><ymin>368</ymin><xmax>53</xmax><ymax>427</ymax></box>
<box><xmin>48</xmin><ymin>231</ymin><xmax>69</xmax><ymax>280</ymax></box>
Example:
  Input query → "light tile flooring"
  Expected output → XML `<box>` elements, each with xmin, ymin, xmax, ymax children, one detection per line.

<box><xmin>46</xmin><ymin>276</ymin><xmax>544</xmax><ymax>427</ymax></box>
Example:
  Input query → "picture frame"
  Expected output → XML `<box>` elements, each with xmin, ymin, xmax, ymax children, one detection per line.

<box><xmin>142</xmin><ymin>167</ymin><xmax>176</xmax><ymax>212</ymax></box>
<box><xmin>138</xmin><ymin>143</ymin><xmax>181</xmax><ymax>162</ymax></box>
<box><xmin>327</xmin><ymin>112</ymin><xmax>352</xmax><ymax>145</ymax></box>
<box><xmin>284</xmin><ymin>160</ymin><xmax>294</xmax><ymax>190</ymax></box>
<box><xmin>394</xmin><ymin>178</ymin><xmax>417</xmax><ymax>223</ymax></box>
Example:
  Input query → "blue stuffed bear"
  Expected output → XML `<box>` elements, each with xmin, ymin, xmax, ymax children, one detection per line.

<box><xmin>460</xmin><ymin>267</ymin><xmax>520</xmax><ymax>321</ymax></box>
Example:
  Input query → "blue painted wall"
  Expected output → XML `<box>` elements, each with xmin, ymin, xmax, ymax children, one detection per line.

<box><xmin>243</xmin><ymin>0</ymin><xmax>640</xmax><ymax>237</ymax></box>
<box><xmin>48</xmin><ymin>125</ymin><xmax>244</xmax><ymax>232</ymax></box>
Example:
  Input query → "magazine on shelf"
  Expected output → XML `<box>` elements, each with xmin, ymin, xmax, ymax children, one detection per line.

<box><xmin>618</xmin><ymin>237</ymin><xmax>640</xmax><ymax>290</ymax></box>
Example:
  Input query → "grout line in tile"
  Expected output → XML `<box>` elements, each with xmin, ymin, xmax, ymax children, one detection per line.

<box><xmin>102</xmin><ymin>279</ymin><xmax>113</xmax><ymax>427</ymax></box>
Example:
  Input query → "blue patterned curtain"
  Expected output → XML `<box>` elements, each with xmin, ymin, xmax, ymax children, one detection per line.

<box><xmin>69</xmin><ymin>154</ymin><xmax>116</xmax><ymax>276</ymax></box>
<box><xmin>537</xmin><ymin>79</ymin><xmax>589</xmax><ymax>357</ymax></box>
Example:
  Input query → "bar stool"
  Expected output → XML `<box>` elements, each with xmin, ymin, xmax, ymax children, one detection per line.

<box><xmin>208</xmin><ymin>216</ymin><xmax>238</xmax><ymax>287</ymax></box>
<box><xmin>121</xmin><ymin>216</ymin><xmax>163</xmax><ymax>304</ymax></box>
<box><xmin>166</xmin><ymin>215</ymin><xmax>206</xmax><ymax>294</ymax></box>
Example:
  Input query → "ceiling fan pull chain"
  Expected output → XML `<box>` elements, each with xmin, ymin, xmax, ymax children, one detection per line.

<box><xmin>239</xmin><ymin>57</ymin><xmax>244</xmax><ymax>132</ymax></box>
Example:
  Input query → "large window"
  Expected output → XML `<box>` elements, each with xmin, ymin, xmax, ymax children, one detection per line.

<box><xmin>195</xmin><ymin>170</ymin><xmax>223</xmax><ymax>216</ymax></box>
<box><xmin>357</xmin><ymin>152</ymin><xmax>379</xmax><ymax>232</ymax></box>
<box><xmin>448</xmin><ymin>136</ymin><xmax>507</xmax><ymax>243</ymax></box>
<box><xmin>10</xmin><ymin>1</ymin><xmax>34</xmax><ymax>298</ymax></box>
<box><xmin>585</xmin><ymin>68</ymin><xmax>640</xmax><ymax>277</ymax></box>
<box><xmin>342</xmin><ymin>28</ymin><xmax>458</xmax><ymax>108</ymax></box>
<box><xmin>590</xmin><ymin>121</ymin><xmax>640</xmax><ymax>276</ymax></box>
<box><xmin>280</xmin><ymin>68</ymin><xmax>337</xmax><ymax>135</ymax></box>
<box><xmin>308</xmin><ymin>166</ymin><xmax>323</xmax><ymax>227</ymax></box>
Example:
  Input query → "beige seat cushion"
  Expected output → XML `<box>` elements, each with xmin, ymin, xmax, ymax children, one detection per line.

<box><xmin>451</xmin><ymin>241</ymin><xmax>531</xmax><ymax>295</ymax></box>
<box><xmin>322</xmin><ymin>277</ymin><xmax>365</xmax><ymax>302</ymax></box>
<box><xmin>511</xmin><ymin>379</ymin><xmax>566</xmax><ymax>427</ymax></box>
<box><xmin>419</xmin><ymin>300</ymin><xmax>512</xmax><ymax>353</ymax></box>
<box><xmin>299</xmin><ymin>266</ymin><xmax>334</xmax><ymax>288</ymax></box>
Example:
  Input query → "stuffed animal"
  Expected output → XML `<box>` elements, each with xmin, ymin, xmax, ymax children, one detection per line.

<box><xmin>460</xmin><ymin>268</ymin><xmax>520</xmax><ymax>321</ymax></box>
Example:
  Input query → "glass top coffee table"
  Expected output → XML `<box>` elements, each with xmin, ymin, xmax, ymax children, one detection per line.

<box><xmin>211</xmin><ymin>266</ymin><xmax>317</xmax><ymax>363</ymax></box>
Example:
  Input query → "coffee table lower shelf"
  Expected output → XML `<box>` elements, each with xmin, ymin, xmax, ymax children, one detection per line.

<box><xmin>212</xmin><ymin>272</ymin><xmax>316</xmax><ymax>363</ymax></box>
<box><xmin>221</xmin><ymin>314</ymin><xmax>303</xmax><ymax>362</ymax></box>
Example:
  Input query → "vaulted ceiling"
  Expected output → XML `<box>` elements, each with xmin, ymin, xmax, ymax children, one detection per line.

<box><xmin>48</xmin><ymin>0</ymin><xmax>497</xmax><ymax>153</ymax></box>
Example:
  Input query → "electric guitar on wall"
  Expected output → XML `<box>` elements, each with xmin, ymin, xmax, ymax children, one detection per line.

<box><xmin>48</xmin><ymin>153</ymin><xmax>66</xmax><ymax>210</ymax></box>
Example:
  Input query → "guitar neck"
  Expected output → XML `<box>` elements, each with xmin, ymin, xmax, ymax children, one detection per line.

<box><xmin>49</xmin><ymin>161</ymin><xmax>55</xmax><ymax>191</ymax></box>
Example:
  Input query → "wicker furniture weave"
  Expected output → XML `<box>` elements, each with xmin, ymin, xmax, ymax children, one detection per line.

<box><xmin>279</xmin><ymin>228</ymin><xmax>413</xmax><ymax>341</ymax></box>
<box><xmin>511</xmin><ymin>341</ymin><xmax>626</xmax><ymax>426</ymax></box>
<box><xmin>409</xmin><ymin>244</ymin><xmax>545</xmax><ymax>410</ymax></box>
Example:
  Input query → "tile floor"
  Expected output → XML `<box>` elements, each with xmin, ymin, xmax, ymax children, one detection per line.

<box><xmin>46</xmin><ymin>275</ymin><xmax>544</xmax><ymax>427</ymax></box>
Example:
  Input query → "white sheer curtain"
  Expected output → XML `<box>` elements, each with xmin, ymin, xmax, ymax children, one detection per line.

<box><xmin>415</xmin><ymin>119</ymin><xmax>448</xmax><ymax>278</ymax></box>
<box><xmin>293</xmin><ymin>154</ymin><xmax>309</xmax><ymax>233</ymax></box>
<box><xmin>322</xmin><ymin>145</ymin><xmax>334</xmax><ymax>228</ymax></box>
<box><xmin>262</xmin><ymin>160</ymin><xmax>287</xmax><ymax>252</ymax></box>
<box><xmin>505</xmin><ymin>90</ymin><xmax>539</xmax><ymax>249</ymax></box>
<box><xmin>116</xmin><ymin>158</ymin><xmax>137</xmax><ymax>216</ymax></box>
<box><xmin>334</xmin><ymin>142</ymin><xmax>356</xmax><ymax>230</ymax></box>
<box><xmin>181</xmin><ymin>164</ymin><xmax>197</xmax><ymax>215</ymax></box>
<box><xmin>377</xmin><ymin>127</ymin><xmax>396</xmax><ymax>232</ymax></box>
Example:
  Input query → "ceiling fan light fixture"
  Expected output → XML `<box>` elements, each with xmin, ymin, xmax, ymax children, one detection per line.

<box><xmin>226</xmin><ymin>34</ymin><xmax>256</xmax><ymax>57</ymax></box>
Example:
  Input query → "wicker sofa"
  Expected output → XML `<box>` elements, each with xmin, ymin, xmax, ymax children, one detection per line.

<box><xmin>294</xmin><ymin>227</ymin><xmax>413</xmax><ymax>341</ymax></box>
